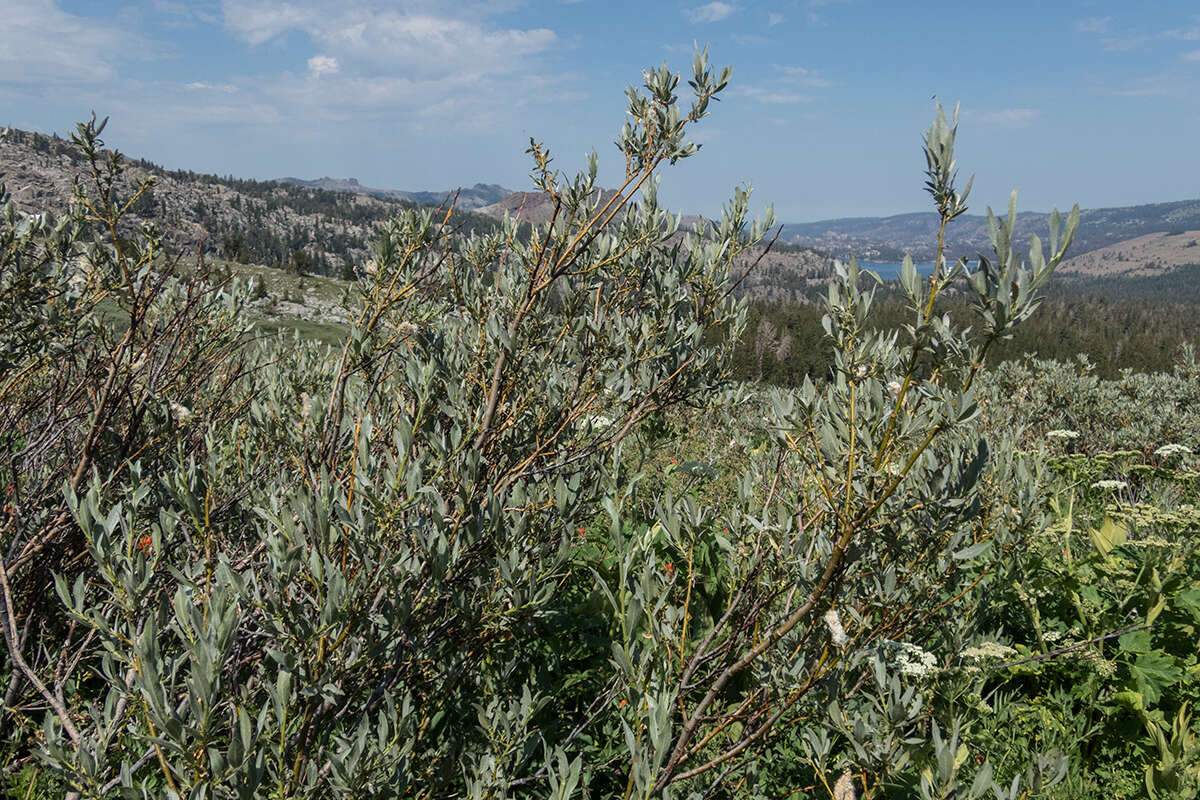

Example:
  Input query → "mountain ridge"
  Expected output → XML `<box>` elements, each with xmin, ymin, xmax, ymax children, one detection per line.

<box><xmin>779</xmin><ymin>198</ymin><xmax>1200</xmax><ymax>265</ymax></box>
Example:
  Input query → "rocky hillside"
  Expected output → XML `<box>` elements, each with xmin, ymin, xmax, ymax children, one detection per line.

<box><xmin>0</xmin><ymin>127</ymin><xmax>500</xmax><ymax>277</ymax></box>
<box><xmin>1059</xmin><ymin>229</ymin><xmax>1200</xmax><ymax>276</ymax></box>
<box><xmin>1</xmin><ymin>125</ymin><xmax>832</xmax><ymax>297</ymax></box>
<box><xmin>478</xmin><ymin>188</ymin><xmax>622</xmax><ymax>224</ymax></box>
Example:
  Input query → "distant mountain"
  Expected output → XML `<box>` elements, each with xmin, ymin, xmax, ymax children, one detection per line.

<box><xmin>278</xmin><ymin>176</ymin><xmax>512</xmax><ymax>211</ymax></box>
<box><xmin>781</xmin><ymin>198</ymin><xmax>1200</xmax><ymax>264</ymax></box>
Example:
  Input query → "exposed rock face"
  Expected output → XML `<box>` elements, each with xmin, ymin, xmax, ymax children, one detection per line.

<box><xmin>278</xmin><ymin>176</ymin><xmax>513</xmax><ymax>210</ymax></box>
<box><xmin>0</xmin><ymin>127</ymin><xmax>495</xmax><ymax>276</ymax></box>
<box><xmin>477</xmin><ymin>188</ymin><xmax>622</xmax><ymax>225</ymax></box>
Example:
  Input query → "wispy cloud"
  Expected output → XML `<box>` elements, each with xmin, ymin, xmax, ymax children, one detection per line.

<box><xmin>307</xmin><ymin>54</ymin><xmax>339</xmax><ymax>76</ymax></box>
<box><xmin>768</xmin><ymin>12</ymin><xmax>784</xmax><ymax>26</ymax></box>
<box><xmin>0</xmin><ymin>0</ymin><xmax>140</xmax><ymax>85</ymax></box>
<box><xmin>2</xmin><ymin>0</ymin><xmax>579</xmax><ymax>158</ymax></box>
<box><xmin>737</xmin><ymin>86</ymin><xmax>813</xmax><ymax>104</ymax></box>
<box><xmin>1101</xmin><ymin>35</ymin><xmax>1148</xmax><ymax>52</ymax></box>
<box><xmin>685</xmin><ymin>2</ymin><xmax>738</xmax><ymax>24</ymax></box>
<box><xmin>1183</xmin><ymin>49</ymin><xmax>1200</xmax><ymax>61</ymax></box>
<box><xmin>1075</xmin><ymin>16</ymin><xmax>1111</xmax><ymax>34</ymax></box>
<box><xmin>1111</xmin><ymin>86</ymin><xmax>1172</xmax><ymax>96</ymax></box>
<box><xmin>1163</xmin><ymin>18</ymin><xmax>1200</xmax><ymax>41</ymax></box>
<box><xmin>731</xmin><ymin>33</ymin><xmax>772</xmax><ymax>47</ymax></box>
<box><xmin>774</xmin><ymin>64</ymin><xmax>830</xmax><ymax>88</ymax></box>
<box><xmin>1099</xmin><ymin>73</ymin><xmax>1177</xmax><ymax>97</ymax></box>
<box><xmin>150</xmin><ymin>0</ymin><xmax>223</xmax><ymax>26</ymax></box>
<box><xmin>221</xmin><ymin>1</ymin><xmax>556</xmax><ymax>78</ymax></box>
<box><xmin>966</xmin><ymin>108</ymin><xmax>1040</xmax><ymax>127</ymax></box>
<box><xmin>1075</xmin><ymin>14</ymin><xmax>1148</xmax><ymax>51</ymax></box>
<box><xmin>183</xmin><ymin>80</ymin><xmax>237</xmax><ymax>92</ymax></box>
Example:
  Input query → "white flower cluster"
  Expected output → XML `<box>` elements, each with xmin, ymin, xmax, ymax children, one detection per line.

<box><xmin>1154</xmin><ymin>443</ymin><xmax>1192</xmax><ymax>458</ymax></box>
<box><xmin>1046</xmin><ymin>429</ymin><xmax>1079</xmax><ymax>440</ymax></box>
<box><xmin>885</xmin><ymin>642</ymin><xmax>938</xmax><ymax>677</ymax></box>
<box><xmin>1091</xmin><ymin>479</ymin><xmax>1128</xmax><ymax>491</ymax></box>
<box><xmin>585</xmin><ymin>414</ymin><xmax>613</xmax><ymax>430</ymax></box>
<box><xmin>961</xmin><ymin>641</ymin><xmax>1017</xmax><ymax>661</ymax></box>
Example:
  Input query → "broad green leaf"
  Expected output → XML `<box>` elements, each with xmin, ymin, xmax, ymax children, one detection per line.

<box><xmin>1089</xmin><ymin>516</ymin><xmax>1127</xmax><ymax>557</ymax></box>
<box><xmin>1131</xmin><ymin>651</ymin><xmax>1182</xmax><ymax>706</ymax></box>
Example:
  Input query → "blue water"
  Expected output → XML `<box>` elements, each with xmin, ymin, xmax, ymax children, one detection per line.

<box><xmin>855</xmin><ymin>260</ymin><xmax>938</xmax><ymax>281</ymax></box>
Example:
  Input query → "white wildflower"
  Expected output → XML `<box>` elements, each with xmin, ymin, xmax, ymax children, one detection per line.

<box><xmin>892</xmin><ymin>642</ymin><xmax>938</xmax><ymax>677</ymax></box>
<box><xmin>169</xmin><ymin>401</ymin><xmax>193</xmax><ymax>423</ymax></box>
<box><xmin>300</xmin><ymin>392</ymin><xmax>313</xmax><ymax>421</ymax></box>
<box><xmin>886</xmin><ymin>380</ymin><xmax>902</xmax><ymax>397</ymax></box>
<box><xmin>1154</xmin><ymin>443</ymin><xmax>1192</xmax><ymax>458</ymax></box>
<box><xmin>824</xmin><ymin>608</ymin><xmax>848</xmax><ymax>648</ymax></box>
<box><xmin>961</xmin><ymin>641</ymin><xmax>1017</xmax><ymax>661</ymax></box>
<box><xmin>1091</xmin><ymin>479</ymin><xmax>1128</xmax><ymax>491</ymax></box>
<box><xmin>1046</xmin><ymin>429</ymin><xmax>1079</xmax><ymax>440</ymax></box>
<box><xmin>586</xmin><ymin>414</ymin><xmax>613</xmax><ymax>430</ymax></box>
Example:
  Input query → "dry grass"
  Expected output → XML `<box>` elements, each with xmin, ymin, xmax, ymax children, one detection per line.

<box><xmin>1061</xmin><ymin>229</ymin><xmax>1200</xmax><ymax>276</ymax></box>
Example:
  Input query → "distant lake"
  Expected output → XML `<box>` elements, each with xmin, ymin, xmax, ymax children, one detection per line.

<box><xmin>852</xmin><ymin>260</ymin><xmax>938</xmax><ymax>281</ymax></box>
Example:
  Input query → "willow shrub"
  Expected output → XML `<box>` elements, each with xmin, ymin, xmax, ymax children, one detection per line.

<box><xmin>0</xmin><ymin>59</ymin><xmax>1089</xmax><ymax>798</ymax></box>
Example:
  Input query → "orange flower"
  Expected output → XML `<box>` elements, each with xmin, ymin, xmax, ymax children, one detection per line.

<box><xmin>663</xmin><ymin>562</ymin><xmax>675</xmax><ymax>578</ymax></box>
<box><xmin>136</xmin><ymin>535</ymin><xmax>153</xmax><ymax>554</ymax></box>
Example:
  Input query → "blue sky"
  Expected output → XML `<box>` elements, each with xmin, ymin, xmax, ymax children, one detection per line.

<box><xmin>2</xmin><ymin>1</ymin><xmax>1199</xmax><ymax>221</ymax></box>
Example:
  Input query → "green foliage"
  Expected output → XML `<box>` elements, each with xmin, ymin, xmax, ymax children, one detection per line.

<box><xmin>732</xmin><ymin>276</ymin><xmax>1200</xmax><ymax>386</ymax></box>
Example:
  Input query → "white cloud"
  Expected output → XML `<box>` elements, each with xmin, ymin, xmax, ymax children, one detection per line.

<box><xmin>184</xmin><ymin>81</ymin><xmax>237</xmax><ymax>92</ymax></box>
<box><xmin>0</xmin><ymin>0</ymin><xmax>133</xmax><ymax>84</ymax></box>
<box><xmin>220</xmin><ymin>1</ymin><xmax>556</xmax><ymax>77</ymax></box>
<box><xmin>768</xmin><ymin>12</ymin><xmax>784</xmax><ymax>26</ymax></box>
<box><xmin>966</xmin><ymin>108</ymin><xmax>1040</xmax><ymax>127</ymax></box>
<box><xmin>307</xmin><ymin>54</ymin><xmax>339</xmax><ymax>75</ymax></box>
<box><xmin>1183</xmin><ymin>49</ymin><xmax>1200</xmax><ymax>61</ymax></box>
<box><xmin>151</xmin><ymin>0</ymin><xmax>223</xmax><ymax>26</ymax></box>
<box><xmin>1163</xmin><ymin>18</ymin><xmax>1200</xmax><ymax>40</ymax></box>
<box><xmin>1075</xmin><ymin>16</ymin><xmax>1110</xmax><ymax>34</ymax></box>
<box><xmin>685</xmin><ymin>2</ymin><xmax>738</xmax><ymax>23</ymax></box>
<box><xmin>195</xmin><ymin>1</ymin><xmax>569</xmax><ymax>140</ymax></box>
<box><xmin>774</xmin><ymin>65</ymin><xmax>830</xmax><ymax>88</ymax></box>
